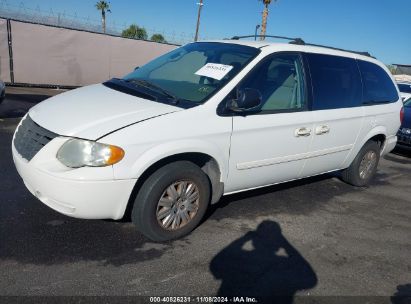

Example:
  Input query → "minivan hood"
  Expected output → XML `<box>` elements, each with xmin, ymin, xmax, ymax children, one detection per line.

<box><xmin>29</xmin><ymin>84</ymin><xmax>181</xmax><ymax>139</ymax></box>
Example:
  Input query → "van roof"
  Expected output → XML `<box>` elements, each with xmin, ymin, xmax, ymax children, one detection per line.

<box><xmin>202</xmin><ymin>39</ymin><xmax>376</xmax><ymax>62</ymax></box>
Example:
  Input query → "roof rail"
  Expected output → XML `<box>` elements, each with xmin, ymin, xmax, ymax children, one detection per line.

<box><xmin>231</xmin><ymin>35</ymin><xmax>305</xmax><ymax>45</ymax></box>
<box><xmin>230</xmin><ymin>34</ymin><xmax>373</xmax><ymax>58</ymax></box>
<box><xmin>304</xmin><ymin>43</ymin><xmax>373</xmax><ymax>58</ymax></box>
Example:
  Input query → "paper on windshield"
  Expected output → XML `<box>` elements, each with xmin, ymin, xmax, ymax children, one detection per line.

<box><xmin>195</xmin><ymin>63</ymin><xmax>233</xmax><ymax>81</ymax></box>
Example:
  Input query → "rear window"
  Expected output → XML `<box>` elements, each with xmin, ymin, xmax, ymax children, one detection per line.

<box><xmin>307</xmin><ymin>53</ymin><xmax>362</xmax><ymax>110</ymax></box>
<box><xmin>357</xmin><ymin>60</ymin><xmax>399</xmax><ymax>104</ymax></box>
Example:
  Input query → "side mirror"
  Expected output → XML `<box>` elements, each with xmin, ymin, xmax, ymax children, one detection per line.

<box><xmin>134</xmin><ymin>66</ymin><xmax>139</xmax><ymax>71</ymax></box>
<box><xmin>227</xmin><ymin>88</ymin><xmax>262</xmax><ymax>113</ymax></box>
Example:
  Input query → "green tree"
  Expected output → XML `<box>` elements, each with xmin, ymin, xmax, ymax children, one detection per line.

<box><xmin>259</xmin><ymin>0</ymin><xmax>277</xmax><ymax>40</ymax></box>
<box><xmin>121</xmin><ymin>24</ymin><xmax>148</xmax><ymax>40</ymax></box>
<box><xmin>150</xmin><ymin>34</ymin><xmax>167</xmax><ymax>43</ymax></box>
<box><xmin>95</xmin><ymin>1</ymin><xmax>111</xmax><ymax>34</ymax></box>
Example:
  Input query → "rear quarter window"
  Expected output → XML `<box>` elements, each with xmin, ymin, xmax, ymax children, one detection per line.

<box><xmin>307</xmin><ymin>53</ymin><xmax>362</xmax><ymax>110</ymax></box>
<box><xmin>357</xmin><ymin>60</ymin><xmax>399</xmax><ymax>104</ymax></box>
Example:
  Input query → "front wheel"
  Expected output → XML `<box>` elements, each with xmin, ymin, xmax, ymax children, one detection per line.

<box><xmin>341</xmin><ymin>141</ymin><xmax>380</xmax><ymax>187</ymax></box>
<box><xmin>131</xmin><ymin>161</ymin><xmax>210</xmax><ymax>241</ymax></box>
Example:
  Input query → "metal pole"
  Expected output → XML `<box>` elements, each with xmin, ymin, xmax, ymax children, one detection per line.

<box><xmin>194</xmin><ymin>0</ymin><xmax>203</xmax><ymax>42</ymax></box>
<box><xmin>6</xmin><ymin>19</ymin><xmax>14</xmax><ymax>84</ymax></box>
<box><xmin>254</xmin><ymin>25</ymin><xmax>260</xmax><ymax>41</ymax></box>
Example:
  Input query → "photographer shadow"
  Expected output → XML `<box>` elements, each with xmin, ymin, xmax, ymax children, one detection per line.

<box><xmin>210</xmin><ymin>221</ymin><xmax>317</xmax><ymax>303</ymax></box>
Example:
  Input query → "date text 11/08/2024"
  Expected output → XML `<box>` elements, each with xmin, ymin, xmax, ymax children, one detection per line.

<box><xmin>149</xmin><ymin>297</ymin><xmax>258</xmax><ymax>303</ymax></box>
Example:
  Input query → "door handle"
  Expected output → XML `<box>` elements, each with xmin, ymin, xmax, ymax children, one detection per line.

<box><xmin>295</xmin><ymin>127</ymin><xmax>311</xmax><ymax>137</ymax></box>
<box><xmin>315</xmin><ymin>125</ymin><xmax>330</xmax><ymax>135</ymax></box>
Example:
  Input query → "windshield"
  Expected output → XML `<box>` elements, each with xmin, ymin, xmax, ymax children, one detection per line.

<box><xmin>122</xmin><ymin>42</ymin><xmax>260</xmax><ymax>105</ymax></box>
<box><xmin>398</xmin><ymin>83</ymin><xmax>411</xmax><ymax>93</ymax></box>
<box><xmin>404</xmin><ymin>98</ymin><xmax>411</xmax><ymax>107</ymax></box>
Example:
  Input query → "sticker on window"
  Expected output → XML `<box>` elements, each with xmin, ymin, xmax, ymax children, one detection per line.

<box><xmin>195</xmin><ymin>63</ymin><xmax>233</xmax><ymax>81</ymax></box>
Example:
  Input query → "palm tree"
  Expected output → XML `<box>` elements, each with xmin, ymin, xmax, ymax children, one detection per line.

<box><xmin>95</xmin><ymin>1</ymin><xmax>111</xmax><ymax>33</ymax></box>
<box><xmin>259</xmin><ymin>0</ymin><xmax>277</xmax><ymax>40</ymax></box>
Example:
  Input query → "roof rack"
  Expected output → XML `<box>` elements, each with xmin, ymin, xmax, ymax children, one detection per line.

<box><xmin>304</xmin><ymin>43</ymin><xmax>373</xmax><ymax>58</ymax></box>
<box><xmin>230</xmin><ymin>34</ymin><xmax>373</xmax><ymax>58</ymax></box>
<box><xmin>231</xmin><ymin>35</ymin><xmax>305</xmax><ymax>45</ymax></box>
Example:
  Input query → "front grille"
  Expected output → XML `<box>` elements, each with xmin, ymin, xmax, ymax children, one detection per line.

<box><xmin>14</xmin><ymin>115</ymin><xmax>58</xmax><ymax>161</ymax></box>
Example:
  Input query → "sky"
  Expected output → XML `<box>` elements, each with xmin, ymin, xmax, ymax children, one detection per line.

<box><xmin>5</xmin><ymin>0</ymin><xmax>411</xmax><ymax>64</ymax></box>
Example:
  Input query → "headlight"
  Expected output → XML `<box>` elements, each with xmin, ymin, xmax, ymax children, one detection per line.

<box><xmin>57</xmin><ymin>139</ymin><xmax>125</xmax><ymax>168</ymax></box>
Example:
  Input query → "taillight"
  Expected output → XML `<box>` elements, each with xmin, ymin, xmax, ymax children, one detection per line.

<box><xmin>400</xmin><ymin>107</ymin><xmax>404</xmax><ymax>124</ymax></box>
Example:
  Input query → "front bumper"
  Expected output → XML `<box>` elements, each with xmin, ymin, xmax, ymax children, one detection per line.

<box><xmin>12</xmin><ymin>137</ymin><xmax>136</xmax><ymax>220</ymax></box>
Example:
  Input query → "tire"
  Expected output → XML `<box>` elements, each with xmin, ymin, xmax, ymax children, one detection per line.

<box><xmin>341</xmin><ymin>141</ymin><xmax>380</xmax><ymax>187</ymax></box>
<box><xmin>131</xmin><ymin>161</ymin><xmax>211</xmax><ymax>241</ymax></box>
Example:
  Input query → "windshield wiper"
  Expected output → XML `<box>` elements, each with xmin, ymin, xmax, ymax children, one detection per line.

<box><xmin>126</xmin><ymin>79</ymin><xmax>180</xmax><ymax>104</ymax></box>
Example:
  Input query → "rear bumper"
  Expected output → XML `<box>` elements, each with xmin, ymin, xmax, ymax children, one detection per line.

<box><xmin>12</xmin><ymin>139</ymin><xmax>136</xmax><ymax>220</ymax></box>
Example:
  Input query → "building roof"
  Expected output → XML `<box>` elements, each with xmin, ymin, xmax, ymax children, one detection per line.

<box><xmin>394</xmin><ymin>65</ymin><xmax>411</xmax><ymax>76</ymax></box>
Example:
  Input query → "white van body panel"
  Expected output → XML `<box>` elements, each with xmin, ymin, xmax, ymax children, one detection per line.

<box><xmin>102</xmin><ymin>105</ymin><xmax>232</xmax><ymax>183</ymax></box>
<box><xmin>341</xmin><ymin>102</ymin><xmax>402</xmax><ymax>168</ymax></box>
<box><xmin>300</xmin><ymin>107</ymin><xmax>364</xmax><ymax>177</ymax></box>
<box><xmin>227</xmin><ymin>112</ymin><xmax>313</xmax><ymax>193</ymax></box>
<box><xmin>29</xmin><ymin>84</ymin><xmax>181</xmax><ymax>139</ymax></box>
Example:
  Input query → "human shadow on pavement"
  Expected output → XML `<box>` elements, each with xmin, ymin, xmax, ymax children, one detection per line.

<box><xmin>210</xmin><ymin>221</ymin><xmax>317</xmax><ymax>303</ymax></box>
<box><xmin>391</xmin><ymin>284</ymin><xmax>411</xmax><ymax>304</ymax></box>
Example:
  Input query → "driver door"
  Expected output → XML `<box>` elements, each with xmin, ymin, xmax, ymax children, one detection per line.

<box><xmin>225</xmin><ymin>52</ymin><xmax>313</xmax><ymax>193</ymax></box>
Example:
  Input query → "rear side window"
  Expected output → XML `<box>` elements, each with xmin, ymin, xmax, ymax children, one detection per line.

<box><xmin>307</xmin><ymin>53</ymin><xmax>362</xmax><ymax>110</ymax></box>
<box><xmin>357</xmin><ymin>60</ymin><xmax>399</xmax><ymax>104</ymax></box>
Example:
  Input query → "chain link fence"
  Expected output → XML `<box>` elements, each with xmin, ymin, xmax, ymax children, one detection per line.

<box><xmin>0</xmin><ymin>0</ymin><xmax>216</xmax><ymax>45</ymax></box>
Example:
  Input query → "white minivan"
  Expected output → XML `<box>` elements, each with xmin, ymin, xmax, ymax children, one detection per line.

<box><xmin>12</xmin><ymin>39</ymin><xmax>403</xmax><ymax>241</ymax></box>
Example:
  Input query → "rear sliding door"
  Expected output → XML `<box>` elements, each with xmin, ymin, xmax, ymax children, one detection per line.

<box><xmin>300</xmin><ymin>53</ymin><xmax>364</xmax><ymax>177</ymax></box>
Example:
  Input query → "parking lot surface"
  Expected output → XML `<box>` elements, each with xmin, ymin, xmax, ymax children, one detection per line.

<box><xmin>0</xmin><ymin>87</ymin><xmax>67</xmax><ymax>119</ymax></box>
<box><xmin>0</xmin><ymin>89</ymin><xmax>411</xmax><ymax>301</ymax></box>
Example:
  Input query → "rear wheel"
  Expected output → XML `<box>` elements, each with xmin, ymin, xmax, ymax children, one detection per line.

<box><xmin>131</xmin><ymin>161</ymin><xmax>210</xmax><ymax>241</ymax></box>
<box><xmin>341</xmin><ymin>141</ymin><xmax>380</xmax><ymax>187</ymax></box>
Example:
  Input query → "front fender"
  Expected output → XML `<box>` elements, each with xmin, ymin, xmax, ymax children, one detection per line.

<box><xmin>114</xmin><ymin>139</ymin><xmax>228</xmax><ymax>183</ymax></box>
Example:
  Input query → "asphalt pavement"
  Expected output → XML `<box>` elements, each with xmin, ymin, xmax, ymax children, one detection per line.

<box><xmin>0</xmin><ymin>88</ymin><xmax>411</xmax><ymax>302</ymax></box>
<box><xmin>0</xmin><ymin>87</ymin><xmax>67</xmax><ymax>118</ymax></box>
